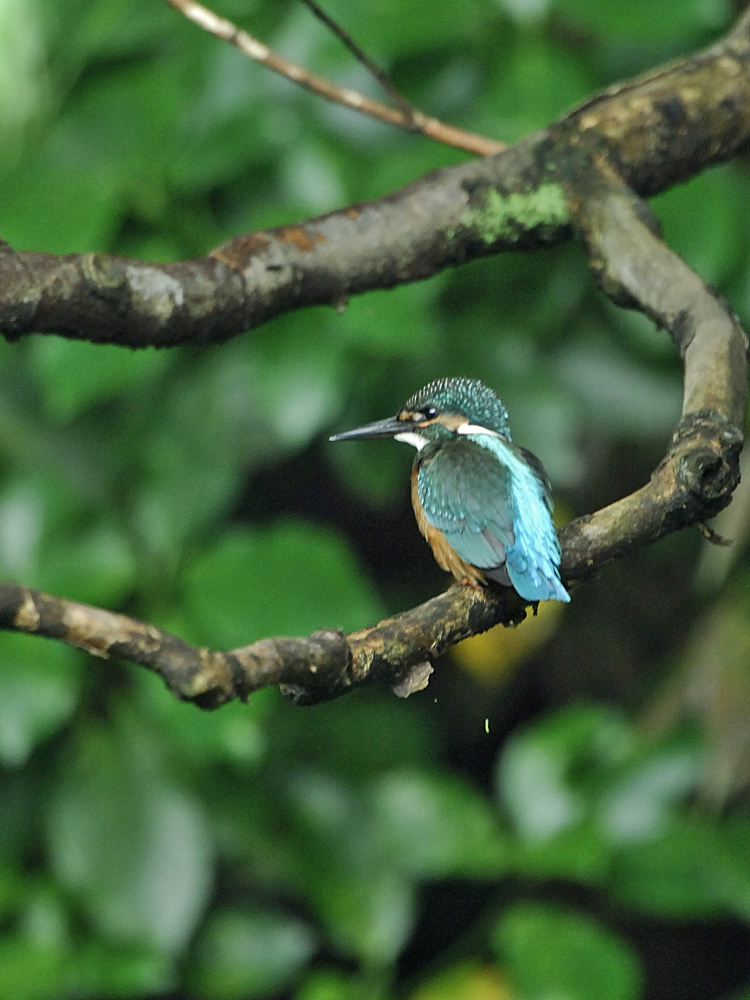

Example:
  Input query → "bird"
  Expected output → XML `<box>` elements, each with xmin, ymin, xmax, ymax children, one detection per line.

<box><xmin>329</xmin><ymin>377</ymin><xmax>570</xmax><ymax>604</ymax></box>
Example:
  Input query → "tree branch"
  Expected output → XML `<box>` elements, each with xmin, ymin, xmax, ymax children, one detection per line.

<box><xmin>296</xmin><ymin>0</ymin><xmax>421</xmax><ymax>129</ymax></box>
<box><xmin>0</xmin><ymin>581</ymin><xmax>524</xmax><ymax>707</ymax></box>
<box><xmin>3</xmin><ymin>10</ymin><xmax>750</xmax><ymax>348</ymax></box>
<box><xmin>559</xmin><ymin>157</ymin><xmax>746</xmax><ymax>575</ymax></box>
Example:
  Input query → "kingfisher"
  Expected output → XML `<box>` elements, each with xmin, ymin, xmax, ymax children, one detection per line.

<box><xmin>330</xmin><ymin>377</ymin><xmax>569</xmax><ymax>604</ymax></box>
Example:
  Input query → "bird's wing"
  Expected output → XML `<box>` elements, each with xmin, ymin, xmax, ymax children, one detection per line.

<box><xmin>416</xmin><ymin>439</ymin><xmax>515</xmax><ymax>573</ymax></box>
<box><xmin>516</xmin><ymin>446</ymin><xmax>554</xmax><ymax>512</ymax></box>
<box><xmin>418</xmin><ymin>437</ymin><xmax>570</xmax><ymax>603</ymax></box>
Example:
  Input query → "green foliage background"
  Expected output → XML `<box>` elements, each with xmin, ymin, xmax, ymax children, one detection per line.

<box><xmin>1</xmin><ymin>0</ymin><xmax>750</xmax><ymax>998</ymax></box>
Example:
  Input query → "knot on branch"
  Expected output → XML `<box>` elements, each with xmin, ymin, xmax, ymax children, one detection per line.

<box><xmin>275</xmin><ymin>628</ymin><xmax>353</xmax><ymax>705</ymax></box>
<box><xmin>670</xmin><ymin>409</ymin><xmax>743</xmax><ymax>513</ymax></box>
<box><xmin>81</xmin><ymin>253</ymin><xmax>130</xmax><ymax>303</ymax></box>
<box><xmin>181</xmin><ymin>649</ymin><xmax>242</xmax><ymax>710</ymax></box>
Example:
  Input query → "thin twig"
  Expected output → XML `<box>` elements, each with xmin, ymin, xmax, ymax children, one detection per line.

<box><xmin>297</xmin><ymin>0</ymin><xmax>418</xmax><ymax>128</ymax></box>
<box><xmin>163</xmin><ymin>0</ymin><xmax>504</xmax><ymax>156</ymax></box>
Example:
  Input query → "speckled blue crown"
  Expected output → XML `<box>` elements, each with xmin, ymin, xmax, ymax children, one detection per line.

<box><xmin>404</xmin><ymin>378</ymin><xmax>511</xmax><ymax>439</ymax></box>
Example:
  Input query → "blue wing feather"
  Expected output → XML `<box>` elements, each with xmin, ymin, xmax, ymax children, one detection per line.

<box><xmin>417</xmin><ymin>437</ymin><xmax>569</xmax><ymax>603</ymax></box>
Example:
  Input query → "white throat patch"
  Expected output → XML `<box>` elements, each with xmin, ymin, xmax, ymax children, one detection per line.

<box><xmin>394</xmin><ymin>431</ymin><xmax>429</xmax><ymax>451</ymax></box>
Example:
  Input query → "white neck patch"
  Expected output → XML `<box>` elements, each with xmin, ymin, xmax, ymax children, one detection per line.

<box><xmin>394</xmin><ymin>431</ymin><xmax>429</xmax><ymax>451</ymax></box>
<box><xmin>456</xmin><ymin>423</ymin><xmax>502</xmax><ymax>438</ymax></box>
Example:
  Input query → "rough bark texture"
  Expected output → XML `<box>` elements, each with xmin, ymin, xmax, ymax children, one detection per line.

<box><xmin>1</xmin><ymin>12</ymin><xmax>750</xmax><ymax>348</ymax></box>
<box><xmin>0</xmin><ymin>11</ymin><xmax>748</xmax><ymax>706</ymax></box>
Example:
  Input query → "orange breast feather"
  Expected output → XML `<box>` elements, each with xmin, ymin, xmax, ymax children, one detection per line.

<box><xmin>410</xmin><ymin>466</ymin><xmax>486</xmax><ymax>585</ymax></box>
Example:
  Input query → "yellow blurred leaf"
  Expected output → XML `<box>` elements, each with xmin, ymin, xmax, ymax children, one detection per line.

<box><xmin>453</xmin><ymin>599</ymin><xmax>564</xmax><ymax>683</ymax></box>
<box><xmin>411</xmin><ymin>963</ymin><xmax>514</xmax><ymax>1000</ymax></box>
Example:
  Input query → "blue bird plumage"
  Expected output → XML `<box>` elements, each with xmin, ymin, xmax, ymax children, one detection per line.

<box><xmin>330</xmin><ymin>377</ymin><xmax>569</xmax><ymax>604</ymax></box>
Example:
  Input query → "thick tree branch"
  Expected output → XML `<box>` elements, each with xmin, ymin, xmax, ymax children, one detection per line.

<box><xmin>0</xmin><ymin>582</ymin><xmax>523</xmax><ymax>707</ymax></box>
<box><xmin>2</xmin><ymin>12</ymin><xmax>750</xmax><ymax>347</ymax></box>
<box><xmin>559</xmin><ymin>159</ymin><xmax>746</xmax><ymax>575</ymax></box>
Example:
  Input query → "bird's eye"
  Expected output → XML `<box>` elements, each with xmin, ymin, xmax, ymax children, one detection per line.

<box><xmin>422</xmin><ymin>406</ymin><xmax>438</xmax><ymax>420</ymax></box>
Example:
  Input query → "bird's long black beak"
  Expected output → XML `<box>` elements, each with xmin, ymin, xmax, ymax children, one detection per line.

<box><xmin>329</xmin><ymin>415</ymin><xmax>405</xmax><ymax>442</ymax></box>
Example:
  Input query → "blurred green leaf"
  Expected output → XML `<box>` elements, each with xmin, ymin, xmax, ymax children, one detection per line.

<box><xmin>132</xmin><ymin>341</ymin><xmax>275</xmax><ymax>560</ymax></box>
<box><xmin>497</xmin><ymin>705</ymin><xmax>631</xmax><ymax>841</ymax></box>
<box><xmin>500</xmin><ymin>733</ymin><xmax>581</xmax><ymax>840</ymax></box>
<box><xmin>18</xmin><ymin>882</ymin><xmax>69</xmax><ymax>949</ymax></box>
<box><xmin>315</xmin><ymin>0</ymin><xmax>486</xmax><ymax>57</ymax></box>
<box><xmin>296</xmin><ymin>968</ymin><xmax>393</xmax><ymax>1000</ymax></box>
<box><xmin>182</xmin><ymin>521</ymin><xmax>382</xmax><ymax>648</ymax></box>
<box><xmin>494</xmin><ymin>903</ymin><xmax>642</xmax><ymax>1000</ymax></box>
<box><xmin>371</xmin><ymin>770</ymin><xmax>509</xmax><ymax>877</ymax></box>
<box><xmin>0</xmin><ymin>770</ymin><xmax>36</xmax><ymax>863</ymax></box>
<box><xmin>327</xmin><ymin>431</ymin><xmax>408</xmax><ymax>507</ymax></box>
<box><xmin>169</xmin><ymin>44</ymin><xmax>270</xmax><ymax>193</ymax></box>
<box><xmin>35</xmin><ymin>521</ymin><xmax>137</xmax><ymax>607</ymax></box>
<box><xmin>268</xmin><ymin>692</ymin><xmax>434</xmax><ymax>781</ymax></box>
<box><xmin>557</xmin><ymin>340</ymin><xmax>682</xmax><ymax>438</ymax></box>
<box><xmin>48</xmin><ymin>59</ymin><xmax>188</xmax><ymax>194</ymax></box>
<box><xmin>29</xmin><ymin>338</ymin><xmax>171</xmax><ymax>423</ymax></box>
<box><xmin>0</xmin><ymin>633</ymin><xmax>80</xmax><ymax>767</ymax></box>
<box><xmin>0</xmin><ymin>476</ymin><xmax>137</xmax><ymax>606</ymax></box>
<box><xmin>0</xmin><ymin>0</ymin><xmax>47</xmax><ymax>159</ymax></box>
<box><xmin>0</xmin><ymin>477</ymin><xmax>76</xmax><ymax>579</ymax></box>
<box><xmin>509</xmin><ymin>825</ymin><xmax>612</xmax><ymax>884</ymax></box>
<box><xmin>47</xmin><ymin>712</ymin><xmax>214</xmax><ymax>953</ymax></box>
<box><xmin>553</xmin><ymin>0</ymin><xmax>726</xmax><ymax>40</ymax></box>
<box><xmin>191</xmin><ymin>909</ymin><xmax>316</xmax><ymax>1000</ymax></box>
<box><xmin>0</xmin><ymin>867</ymin><xmax>21</xmax><ymax>921</ymax></box>
<box><xmin>479</xmin><ymin>35</ymin><xmax>592</xmax><ymax>143</ymax></box>
<box><xmin>312</xmin><ymin>868</ymin><xmax>415</xmax><ymax>967</ymax></box>
<box><xmin>610</xmin><ymin>818</ymin><xmax>750</xmax><ymax>920</ymax></box>
<box><xmin>280</xmin><ymin>141</ymin><xmax>345</xmax><ymax>215</ymax></box>
<box><xmin>332</xmin><ymin>278</ymin><xmax>442</xmax><ymax>357</ymax></box>
<box><xmin>133</xmin><ymin>439</ymin><xmax>240</xmax><ymax>563</ymax></box>
<box><xmin>0</xmin><ymin>937</ymin><xmax>68</xmax><ymax>1000</ymax></box>
<box><xmin>0</xmin><ymin>882</ymin><xmax>72</xmax><ymax>999</ymax></box>
<box><xmin>253</xmin><ymin>312</ymin><xmax>347</xmax><ymax>447</ymax></box>
<box><xmin>286</xmin><ymin>769</ymin><xmax>362</xmax><ymax>846</ymax></box>
<box><xmin>326</xmin><ymin>356</ymin><xmax>414</xmax><ymax>507</ymax></box>
<box><xmin>0</xmin><ymin>157</ymin><xmax>120</xmax><ymax>253</ymax></box>
<box><xmin>358</xmin><ymin>141</ymin><xmax>468</xmax><ymax>204</ymax></box>
<box><xmin>44</xmin><ymin>0</ymin><xmax>175</xmax><ymax>70</ymax></box>
<box><xmin>283</xmin><ymin>771</ymin><xmax>416</xmax><ymax>965</ymax></box>
<box><xmin>651</xmin><ymin>167</ymin><xmax>743</xmax><ymax>285</ymax></box>
<box><xmin>496</xmin><ymin>707</ymin><xmax>707</xmax><ymax>883</ymax></box>
<box><xmin>67</xmin><ymin>941</ymin><xmax>175</xmax><ymax>997</ymax></box>
<box><xmin>136</xmin><ymin>668</ymin><xmax>270</xmax><ymax>768</ymax></box>
<box><xmin>599</xmin><ymin>747</ymin><xmax>701</xmax><ymax>843</ymax></box>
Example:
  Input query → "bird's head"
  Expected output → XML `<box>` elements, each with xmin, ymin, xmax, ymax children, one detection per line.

<box><xmin>329</xmin><ymin>377</ymin><xmax>511</xmax><ymax>450</ymax></box>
